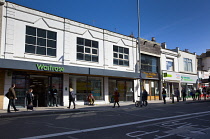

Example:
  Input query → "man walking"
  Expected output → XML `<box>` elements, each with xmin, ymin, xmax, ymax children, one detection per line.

<box><xmin>7</xmin><ymin>84</ymin><xmax>19</xmax><ymax>113</ymax></box>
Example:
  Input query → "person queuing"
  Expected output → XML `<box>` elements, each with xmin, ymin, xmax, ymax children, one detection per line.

<box><xmin>181</xmin><ymin>87</ymin><xmax>187</xmax><ymax>101</ymax></box>
<box><xmin>202</xmin><ymin>87</ymin><xmax>207</xmax><ymax>100</ymax></box>
<box><xmin>174</xmin><ymin>88</ymin><xmax>180</xmax><ymax>102</ymax></box>
<box><xmin>7</xmin><ymin>84</ymin><xmax>19</xmax><ymax>113</ymax></box>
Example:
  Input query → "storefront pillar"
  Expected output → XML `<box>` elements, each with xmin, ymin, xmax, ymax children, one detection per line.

<box><xmin>3</xmin><ymin>71</ymin><xmax>12</xmax><ymax>109</ymax></box>
<box><xmin>63</xmin><ymin>74</ymin><xmax>69</xmax><ymax>106</ymax></box>
<box><xmin>104</xmin><ymin>77</ymin><xmax>109</xmax><ymax>104</ymax></box>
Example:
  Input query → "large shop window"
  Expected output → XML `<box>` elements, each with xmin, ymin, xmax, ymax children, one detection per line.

<box><xmin>77</xmin><ymin>37</ymin><xmax>98</xmax><ymax>62</ymax></box>
<box><xmin>25</xmin><ymin>26</ymin><xmax>57</xmax><ymax>56</ymax></box>
<box><xmin>183</xmin><ymin>58</ymin><xmax>193</xmax><ymax>72</ymax></box>
<box><xmin>113</xmin><ymin>45</ymin><xmax>129</xmax><ymax>66</ymax></box>
<box><xmin>141</xmin><ymin>54</ymin><xmax>157</xmax><ymax>72</ymax></box>
<box><xmin>108</xmin><ymin>79</ymin><xmax>134</xmax><ymax>101</ymax></box>
<box><xmin>69</xmin><ymin>75</ymin><xmax>104</xmax><ymax>101</ymax></box>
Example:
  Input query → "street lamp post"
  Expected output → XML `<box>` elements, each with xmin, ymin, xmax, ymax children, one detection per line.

<box><xmin>137</xmin><ymin>0</ymin><xmax>142</xmax><ymax>106</ymax></box>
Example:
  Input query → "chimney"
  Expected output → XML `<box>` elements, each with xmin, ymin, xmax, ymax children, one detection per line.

<box><xmin>161</xmin><ymin>42</ymin><xmax>167</xmax><ymax>49</ymax></box>
<box><xmin>151</xmin><ymin>37</ymin><xmax>156</xmax><ymax>42</ymax></box>
<box><xmin>185</xmin><ymin>49</ymin><xmax>189</xmax><ymax>52</ymax></box>
<box><xmin>0</xmin><ymin>0</ymin><xmax>5</xmax><ymax>5</ymax></box>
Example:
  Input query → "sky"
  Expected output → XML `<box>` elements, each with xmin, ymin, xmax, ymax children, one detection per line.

<box><xmin>6</xmin><ymin>0</ymin><xmax>210</xmax><ymax>55</ymax></box>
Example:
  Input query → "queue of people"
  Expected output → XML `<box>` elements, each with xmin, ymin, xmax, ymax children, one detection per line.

<box><xmin>161</xmin><ymin>87</ymin><xmax>209</xmax><ymax>104</ymax></box>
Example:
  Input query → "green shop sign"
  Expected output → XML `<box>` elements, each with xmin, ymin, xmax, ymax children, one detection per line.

<box><xmin>36</xmin><ymin>64</ymin><xmax>64</xmax><ymax>72</ymax></box>
<box><xmin>181</xmin><ymin>76</ymin><xmax>193</xmax><ymax>82</ymax></box>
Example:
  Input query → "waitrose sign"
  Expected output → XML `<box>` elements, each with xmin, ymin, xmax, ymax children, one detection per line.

<box><xmin>36</xmin><ymin>64</ymin><xmax>64</xmax><ymax>72</ymax></box>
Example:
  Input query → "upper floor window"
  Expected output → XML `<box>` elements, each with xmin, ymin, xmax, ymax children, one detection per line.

<box><xmin>141</xmin><ymin>54</ymin><xmax>157</xmax><ymax>72</ymax></box>
<box><xmin>166</xmin><ymin>58</ymin><xmax>174</xmax><ymax>71</ymax></box>
<box><xmin>77</xmin><ymin>37</ymin><xmax>98</xmax><ymax>62</ymax></box>
<box><xmin>25</xmin><ymin>26</ymin><xmax>57</xmax><ymax>56</ymax></box>
<box><xmin>184</xmin><ymin>58</ymin><xmax>193</xmax><ymax>72</ymax></box>
<box><xmin>113</xmin><ymin>45</ymin><xmax>129</xmax><ymax>66</ymax></box>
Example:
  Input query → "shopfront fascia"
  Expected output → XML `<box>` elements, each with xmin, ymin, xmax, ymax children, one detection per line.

<box><xmin>140</xmin><ymin>71</ymin><xmax>160</xmax><ymax>100</ymax></box>
<box><xmin>0</xmin><ymin>59</ymin><xmax>139</xmax><ymax>108</ymax></box>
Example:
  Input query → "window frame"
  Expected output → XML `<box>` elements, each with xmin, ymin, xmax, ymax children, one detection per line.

<box><xmin>113</xmin><ymin>45</ymin><xmax>129</xmax><ymax>66</ymax></box>
<box><xmin>76</xmin><ymin>37</ymin><xmax>99</xmax><ymax>62</ymax></box>
<box><xmin>25</xmin><ymin>26</ymin><xmax>57</xmax><ymax>57</ymax></box>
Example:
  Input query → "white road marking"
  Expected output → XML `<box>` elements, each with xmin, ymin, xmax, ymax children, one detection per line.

<box><xmin>20</xmin><ymin>110</ymin><xmax>210</xmax><ymax>139</ymax></box>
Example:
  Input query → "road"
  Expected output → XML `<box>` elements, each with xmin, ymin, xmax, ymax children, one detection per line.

<box><xmin>0</xmin><ymin>101</ymin><xmax>210</xmax><ymax>139</ymax></box>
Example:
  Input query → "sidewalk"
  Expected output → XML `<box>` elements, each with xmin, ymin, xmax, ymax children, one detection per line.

<box><xmin>0</xmin><ymin>98</ymin><xmax>208</xmax><ymax>118</ymax></box>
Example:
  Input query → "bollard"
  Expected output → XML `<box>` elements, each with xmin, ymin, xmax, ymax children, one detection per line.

<box><xmin>172</xmin><ymin>94</ymin><xmax>174</xmax><ymax>103</ymax></box>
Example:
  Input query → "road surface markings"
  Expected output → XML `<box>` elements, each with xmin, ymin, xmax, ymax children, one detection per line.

<box><xmin>20</xmin><ymin>110</ymin><xmax>210</xmax><ymax>139</ymax></box>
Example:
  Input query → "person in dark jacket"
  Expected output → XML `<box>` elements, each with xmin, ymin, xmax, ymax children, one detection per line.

<box><xmin>26</xmin><ymin>88</ymin><xmax>34</xmax><ymax>110</ymax></box>
<box><xmin>26</xmin><ymin>88</ymin><xmax>34</xmax><ymax>105</ymax></box>
<box><xmin>112</xmin><ymin>88</ymin><xmax>120</xmax><ymax>108</ymax></box>
<box><xmin>50</xmin><ymin>86</ymin><xmax>58</xmax><ymax>107</ymax></box>
<box><xmin>142</xmin><ymin>89</ymin><xmax>148</xmax><ymax>106</ymax></box>
<box><xmin>162</xmin><ymin>88</ymin><xmax>166</xmax><ymax>104</ymax></box>
<box><xmin>67</xmin><ymin>88</ymin><xmax>76</xmax><ymax>109</ymax></box>
<box><xmin>7</xmin><ymin>84</ymin><xmax>19</xmax><ymax>113</ymax></box>
<box><xmin>181</xmin><ymin>87</ymin><xmax>187</xmax><ymax>101</ymax></box>
<box><xmin>174</xmin><ymin>88</ymin><xmax>180</xmax><ymax>102</ymax></box>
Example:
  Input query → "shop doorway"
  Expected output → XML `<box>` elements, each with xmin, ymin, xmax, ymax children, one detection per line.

<box><xmin>30</xmin><ymin>75</ymin><xmax>48</xmax><ymax>107</ymax></box>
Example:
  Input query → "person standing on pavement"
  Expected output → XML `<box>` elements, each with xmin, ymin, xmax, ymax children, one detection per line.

<box><xmin>142</xmin><ymin>89</ymin><xmax>148</xmax><ymax>106</ymax></box>
<box><xmin>202</xmin><ymin>87</ymin><xmax>207</xmax><ymax>100</ymax></box>
<box><xmin>7</xmin><ymin>84</ymin><xmax>19</xmax><ymax>113</ymax></box>
<box><xmin>67</xmin><ymin>88</ymin><xmax>76</xmax><ymax>109</ymax></box>
<box><xmin>195</xmin><ymin>88</ymin><xmax>201</xmax><ymax>100</ymax></box>
<box><xmin>50</xmin><ymin>86</ymin><xmax>58</xmax><ymax>107</ymax></box>
<box><xmin>174</xmin><ymin>88</ymin><xmax>180</xmax><ymax>102</ymax></box>
<box><xmin>26</xmin><ymin>88</ymin><xmax>34</xmax><ymax>105</ymax></box>
<box><xmin>181</xmin><ymin>87</ymin><xmax>187</xmax><ymax>101</ymax></box>
<box><xmin>162</xmin><ymin>88</ymin><xmax>166</xmax><ymax>104</ymax></box>
<box><xmin>112</xmin><ymin>88</ymin><xmax>120</xmax><ymax>108</ymax></box>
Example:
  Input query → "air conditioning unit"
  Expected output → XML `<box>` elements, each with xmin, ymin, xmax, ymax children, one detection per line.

<box><xmin>0</xmin><ymin>0</ymin><xmax>5</xmax><ymax>5</ymax></box>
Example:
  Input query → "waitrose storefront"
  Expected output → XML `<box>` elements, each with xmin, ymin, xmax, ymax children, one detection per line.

<box><xmin>0</xmin><ymin>59</ymin><xmax>138</xmax><ymax>109</ymax></box>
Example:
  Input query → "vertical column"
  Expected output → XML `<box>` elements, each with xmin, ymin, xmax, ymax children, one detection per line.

<box><xmin>4</xmin><ymin>5</ymin><xmax>15</xmax><ymax>59</ymax></box>
<box><xmin>0</xmin><ymin>70</ymin><xmax>5</xmax><ymax>109</ymax></box>
<box><xmin>104</xmin><ymin>77</ymin><xmax>109</xmax><ymax>103</ymax></box>
<box><xmin>63</xmin><ymin>74</ymin><xmax>69</xmax><ymax>106</ymax></box>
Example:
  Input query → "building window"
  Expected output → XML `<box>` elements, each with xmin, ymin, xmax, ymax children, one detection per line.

<box><xmin>77</xmin><ymin>37</ymin><xmax>98</xmax><ymax>62</ymax></box>
<box><xmin>184</xmin><ymin>58</ymin><xmax>193</xmax><ymax>72</ymax></box>
<box><xmin>25</xmin><ymin>26</ymin><xmax>57</xmax><ymax>56</ymax></box>
<box><xmin>166</xmin><ymin>58</ymin><xmax>174</xmax><ymax>71</ymax></box>
<box><xmin>113</xmin><ymin>45</ymin><xmax>129</xmax><ymax>66</ymax></box>
<box><xmin>141</xmin><ymin>54</ymin><xmax>157</xmax><ymax>72</ymax></box>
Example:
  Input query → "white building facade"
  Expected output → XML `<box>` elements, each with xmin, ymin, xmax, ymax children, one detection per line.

<box><xmin>161</xmin><ymin>46</ymin><xmax>198</xmax><ymax>99</ymax></box>
<box><xmin>0</xmin><ymin>2</ymin><xmax>140</xmax><ymax>109</ymax></box>
<box><xmin>161</xmin><ymin>47</ymin><xmax>180</xmax><ymax>99</ymax></box>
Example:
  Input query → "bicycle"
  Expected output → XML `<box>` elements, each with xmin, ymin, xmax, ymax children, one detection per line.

<box><xmin>135</xmin><ymin>96</ymin><xmax>148</xmax><ymax>107</ymax></box>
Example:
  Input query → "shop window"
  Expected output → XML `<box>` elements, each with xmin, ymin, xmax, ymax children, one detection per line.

<box><xmin>69</xmin><ymin>75</ymin><xmax>103</xmax><ymax>101</ymax></box>
<box><xmin>113</xmin><ymin>45</ymin><xmax>129</xmax><ymax>66</ymax></box>
<box><xmin>76</xmin><ymin>37</ymin><xmax>98</xmax><ymax>62</ymax></box>
<box><xmin>25</xmin><ymin>26</ymin><xmax>57</xmax><ymax>56</ymax></box>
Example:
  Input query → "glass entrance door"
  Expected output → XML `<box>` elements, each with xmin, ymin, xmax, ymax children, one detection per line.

<box><xmin>30</xmin><ymin>75</ymin><xmax>48</xmax><ymax>107</ymax></box>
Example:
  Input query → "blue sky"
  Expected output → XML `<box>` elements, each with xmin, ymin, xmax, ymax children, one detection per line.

<box><xmin>7</xmin><ymin>0</ymin><xmax>210</xmax><ymax>55</ymax></box>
